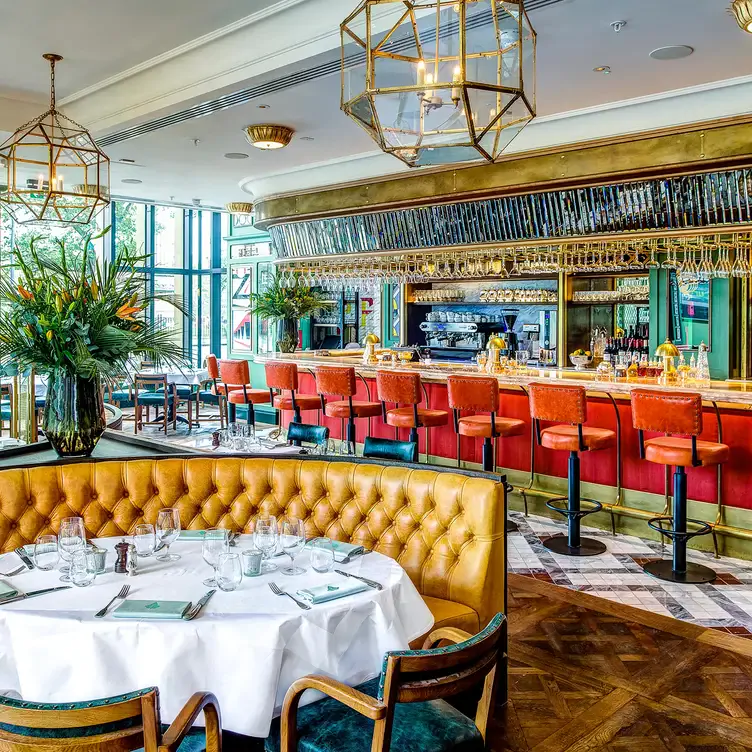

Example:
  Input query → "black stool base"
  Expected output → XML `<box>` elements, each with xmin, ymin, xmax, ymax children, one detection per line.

<box><xmin>543</xmin><ymin>534</ymin><xmax>607</xmax><ymax>557</ymax></box>
<box><xmin>643</xmin><ymin>559</ymin><xmax>716</xmax><ymax>584</ymax></box>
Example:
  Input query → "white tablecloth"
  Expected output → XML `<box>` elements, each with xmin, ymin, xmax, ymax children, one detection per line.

<box><xmin>0</xmin><ymin>538</ymin><xmax>433</xmax><ymax>737</ymax></box>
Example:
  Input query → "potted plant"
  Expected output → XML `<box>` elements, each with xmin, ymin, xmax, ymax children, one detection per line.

<box><xmin>249</xmin><ymin>273</ymin><xmax>333</xmax><ymax>353</ymax></box>
<box><xmin>0</xmin><ymin>232</ymin><xmax>185</xmax><ymax>457</ymax></box>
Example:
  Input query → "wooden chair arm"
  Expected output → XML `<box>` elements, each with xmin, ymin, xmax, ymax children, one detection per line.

<box><xmin>160</xmin><ymin>692</ymin><xmax>221</xmax><ymax>752</ymax></box>
<box><xmin>422</xmin><ymin>627</ymin><xmax>473</xmax><ymax>649</ymax></box>
<box><xmin>280</xmin><ymin>675</ymin><xmax>386</xmax><ymax>752</ymax></box>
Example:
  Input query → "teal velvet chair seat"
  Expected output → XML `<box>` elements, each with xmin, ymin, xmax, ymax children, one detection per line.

<box><xmin>363</xmin><ymin>436</ymin><xmax>419</xmax><ymax>463</ymax></box>
<box><xmin>267</xmin><ymin>613</ymin><xmax>506</xmax><ymax>752</ymax></box>
<box><xmin>199</xmin><ymin>389</ymin><xmax>221</xmax><ymax>405</ymax></box>
<box><xmin>265</xmin><ymin>677</ymin><xmax>483</xmax><ymax>752</ymax></box>
<box><xmin>157</xmin><ymin>385</ymin><xmax>194</xmax><ymax>400</ymax></box>
<box><xmin>138</xmin><ymin>392</ymin><xmax>176</xmax><ymax>405</ymax></box>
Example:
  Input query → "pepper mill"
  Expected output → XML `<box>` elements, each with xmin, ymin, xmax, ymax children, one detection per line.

<box><xmin>115</xmin><ymin>540</ymin><xmax>129</xmax><ymax>574</ymax></box>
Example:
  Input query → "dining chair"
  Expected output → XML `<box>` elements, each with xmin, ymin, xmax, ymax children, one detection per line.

<box><xmin>363</xmin><ymin>436</ymin><xmax>418</xmax><ymax>463</ymax></box>
<box><xmin>266</xmin><ymin>612</ymin><xmax>506</xmax><ymax>752</ymax></box>
<box><xmin>287</xmin><ymin>422</ymin><xmax>330</xmax><ymax>449</ymax></box>
<box><xmin>197</xmin><ymin>354</ymin><xmax>226</xmax><ymax>429</ymax></box>
<box><xmin>134</xmin><ymin>374</ymin><xmax>176</xmax><ymax>435</ymax></box>
<box><xmin>0</xmin><ymin>686</ymin><xmax>221</xmax><ymax>752</ymax></box>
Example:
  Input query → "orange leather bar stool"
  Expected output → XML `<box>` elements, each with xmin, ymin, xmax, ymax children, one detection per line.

<box><xmin>529</xmin><ymin>383</ymin><xmax>616</xmax><ymax>557</ymax></box>
<box><xmin>447</xmin><ymin>375</ymin><xmax>524</xmax><ymax>473</ymax></box>
<box><xmin>315</xmin><ymin>366</ymin><xmax>381</xmax><ymax>455</ymax></box>
<box><xmin>265</xmin><ymin>361</ymin><xmax>322</xmax><ymax>434</ymax></box>
<box><xmin>376</xmin><ymin>370</ymin><xmax>448</xmax><ymax>449</ymax></box>
<box><xmin>218</xmin><ymin>359</ymin><xmax>270</xmax><ymax>427</ymax></box>
<box><xmin>631</xmin><ymin>389</ymin><xmax>729</xmax><ymax>584</ymax></box>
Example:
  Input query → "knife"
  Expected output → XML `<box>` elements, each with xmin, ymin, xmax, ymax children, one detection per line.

<box><xmin>14</xmin><ymin>548</ymin><xmax>34</xmax><ymax>570</ymax></box>
<box><xmin>185</xmin><ymin>589</ymin><xmax>216</xmax><ymax>620</ymax></box>
<box><xmin>0</xmin><ymin>586</ymin><xmax>71</xmax><ymax>606</ymax></box>
<box><xmin>334</xmin><ymin>569</ymin><xmax>383</xmax><ymax>591</ymax></box>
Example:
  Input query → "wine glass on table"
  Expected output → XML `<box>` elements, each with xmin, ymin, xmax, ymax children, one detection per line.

<box><xmin>280</xmin><ymin>518</ymin><xmax>306</xmax><ymax>576</ymax></box>
<box><xmin>202</xmin><ymin>529</ymin><xmax>230</xmax><ymax>587</ymax></box>
<box><xmin>253</xmin><ymin>516</ymin><xmax>278</xmax><ymax>574</ymax></box>
<box><xmin>58</xmin><ymin>517</ymin><xmax>86</xmax><ymax>583</ymax></box>
<box><xmin>156</xmin><ymin>508</ymin><xmax>181</xmax><ymax>562</ymax></box>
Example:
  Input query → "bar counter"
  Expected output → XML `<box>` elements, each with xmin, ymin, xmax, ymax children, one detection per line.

<box><xmin>255</xmin><ymin>352</ymin><xmax>752</xmax><ymax>556</ymax></box>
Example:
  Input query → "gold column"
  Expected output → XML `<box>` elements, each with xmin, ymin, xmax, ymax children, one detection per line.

<box><xmin>557</xmin><ymin>271</ymin><xmax>568</xmax><ymax>368</ymax></box>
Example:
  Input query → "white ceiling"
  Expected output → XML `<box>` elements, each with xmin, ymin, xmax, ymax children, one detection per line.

<box><xmin>2</xmin><ymin>0</ymin><xmax>752</xmax><ymax>208</ymax></box>
<box><xmin>0</xmin><ymin>0</ymin><xmax>275</xmax><ymax>100</ymax></box>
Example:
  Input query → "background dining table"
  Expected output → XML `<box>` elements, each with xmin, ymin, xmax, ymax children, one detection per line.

<box><xmin>0</xmin><ymin>537</ymin><xmax>433</xmax><ymax>737</ymax></box>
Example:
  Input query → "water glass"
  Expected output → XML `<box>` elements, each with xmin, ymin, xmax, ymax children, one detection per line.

<box><xmin>253</xmin><ymin>516</ymin><xmax>278</xmax><ymax>574</ymax></box>
<box><xmin>241</xmin><ymin>548</ymin><xmax>263</xmax><ymax>577</ymax></box>
<box><xmin>134</xmin><ymin>524</ymin><xmax>156</xmax><ymax>558</ymax></box>
<box><xmin>217</xmin><ymin>552</ymin><xmax>242</xmax><ymax>592</ymax></box>
<box><xmin>33</xmin><ymin>535</ymin><xmax>58</xmax><ymax>571</ymax></box>
<box><xmin>69</xmin><ymin>549</ymin><xmax>96</xmax><ymax>587</ymax></box>
<box><xmin>309</xmin><ymin>538</ymin><xmax>334</xmax><ymax>574</ymax></box>
<box><xmin>202</xmin><ymin>529</ymin><xmax>230</xmax><ymax>587</ymax></box>
<box><xmin>280</xmin><ymin>518</ymin><xmax>306</xmax><ymax>576</ymax></box>
<box><xmin>156</xmin><ymin>508</ymin><xmax>181</xmax><ymax>562</ymax></box>
<box><xmin>59</xmin><ymin>517</ymin><xmax>86</xmax><ymax>583</ymax></box>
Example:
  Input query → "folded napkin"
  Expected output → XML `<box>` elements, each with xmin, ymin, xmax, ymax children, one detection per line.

<box><xmin>178</xmin><ymin>530</ymin><xmax>208</xmax><ymax>540</ymax></box>
<box><xmin>297</xmin><ymin>579</ymin><xmax>369</xmax><ymax>605</ymax></box>
<box><xmin>112</xmin><ymin>600</ymin><xmax>191</xmax><ymax>620</ymax></box>
<box><xmin>0</xmin><ymin>581</ymin><xmax>19</xmax><ymax>601</ymax></box>
<box><xmin>330</xmin><ymin>540</ymin><xmax>365</xmax><ymax>562</ymax></box>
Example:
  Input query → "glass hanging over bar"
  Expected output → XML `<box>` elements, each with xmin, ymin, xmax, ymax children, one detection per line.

<box><xmin>340</xmin><ymin>0</ymin><xmax>536</xmax><ymax>167</ymax></box>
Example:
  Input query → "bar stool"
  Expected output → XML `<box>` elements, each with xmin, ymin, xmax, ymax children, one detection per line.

<box><xmin>447</xmin><ymin>375</ymin><xmax>525</xmax><ymax>472</ymax></box>
<box><xmin>529</xmin><ymin>383</ymin><xmax>616</xmax><ymax>556</ymax></box>
<box><xmin>376</xmin><ymin>371</ymin><xmax>448</xmax><ymax>449</ymax></box>
<box><xmin>218</xmin><ymin>359</ymin><xmax>271</xmax><ymax>428</ymax></box>
<box><xmin>631</xmin><ymin>389</ymin><xmax>729</xmax><ymax>584</ymax></box>
<box><xmin>315</xmin><ymin>366</ymin><xmax>381</xmax><ymax>455</ymax></box>
<box><xmin>265</xmin><ymin>361</ymin><xmax>322</xmax><ymax>426</ymax></box>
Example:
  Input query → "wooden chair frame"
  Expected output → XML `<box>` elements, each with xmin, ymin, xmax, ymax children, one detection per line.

<box><xmin>196</xmin><ymin>377</ymin><xmax>227</xmax><ymax>429</ymax></box>
<box><xmin>279</xmin><ymin>614</ymin><xmax>506</xmax><ymax>752</ymax></box>
<box><xmin>134</xmin><ymin>375</ymin><xmax>176</xmax><ymax>436</ymax></box>
<box><xmin>0</xmin><ymin>688</ymin><xmax>221</xmax><ymax>752</ymax></box>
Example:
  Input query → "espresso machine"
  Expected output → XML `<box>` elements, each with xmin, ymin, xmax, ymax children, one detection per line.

<box><xmin>419</xmin><ymin>321</ymin><xmax>496</xmax><ymax>361</ymax></box>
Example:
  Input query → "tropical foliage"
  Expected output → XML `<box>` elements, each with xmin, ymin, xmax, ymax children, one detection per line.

<box><xmin>0</xmin><ymin>229</ymin><xmax>186</xmax><ymax>380</ymax></box>
<box><xmin>248</xmin><ymin>273</ymin><xmax>333</xmax><ymax>321</ymax></box>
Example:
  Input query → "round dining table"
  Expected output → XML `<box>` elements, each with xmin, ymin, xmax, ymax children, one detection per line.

<box><xmin>0</xmin><ymin>537</ymin><xmax>433</xmax><ymax>737</ymax></box>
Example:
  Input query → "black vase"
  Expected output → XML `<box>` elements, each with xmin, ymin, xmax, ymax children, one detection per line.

<box><xmin>42</xmin><ymin>372</ymin><xmax>106</xmax><ymax>457</ymax></box>
<box><xmin>276</xmin><ymin>318</ymin><xmax>298</xmax><ymax>353</ymax></box>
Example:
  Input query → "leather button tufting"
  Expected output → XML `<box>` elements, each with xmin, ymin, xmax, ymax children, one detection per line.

<box><xmin>183</xmin><ymin>487</ymin><xmax>190</xmax><ymax>495</ymax></box>
<box><xmin>91</xmin><ymin>492</ymin><xmax>98</xmax><ymax>500</ymax></box>
<box><xmin>107</xmin><ymin>512</ymin><xmax>114</xmax><ymax>520</ymax></box>
<box><xmin>9</xmin><ymin>523</ymin><xmax>16</xmax><ymax>530</ymax></box>
<box><xmin>122</xmin><ymin>490</ymin><xmax>129</xmax><ymax>497</ymax></box>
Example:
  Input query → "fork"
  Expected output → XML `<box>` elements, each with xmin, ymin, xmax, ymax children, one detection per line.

<box><xmin>0</xmin><ymin>566</ymin><xmax>25</xmax><ymax>578</ymax></box>
<box><xmin>94</xmin><ymin>584</ymin><xmax>130</xmax><ymax>618</ymax></box>
<box><xmin>269</xmin><ymin>582</ymin><xmax>310</xmax><ymax>610</ymax></box>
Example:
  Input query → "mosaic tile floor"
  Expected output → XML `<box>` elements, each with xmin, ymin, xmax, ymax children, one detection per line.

<box><xmin>509</xmin><ymin>511</ymin><xmax>752</xmax><ymax>635</ymax></box>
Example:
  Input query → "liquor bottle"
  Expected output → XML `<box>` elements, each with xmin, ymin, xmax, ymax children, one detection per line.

<box><xmin>602</xmin><ymin>338</ymin><xmax>612</xmax><ymax>363</ymax></box>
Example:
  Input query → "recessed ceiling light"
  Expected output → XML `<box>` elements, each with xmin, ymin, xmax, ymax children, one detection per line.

<box><xmin>649</xmin><ymin>45</ymin><xmax>694</xmax><ymax>61</ymax></box>
<box><xmin>299</xmin><ymin>136</ymin><xmax>315</xmax><ymax>141</ymax></box>
<box><xmin>122</xmin><ymin>178</ymin><xmax>142</xmax><ymax>184</ymax></box>
<box><xmin>593</xmin><ymin>66</ymin><xmax>611</xmax><ymax>74</ymax></box>
<box><xmin>257</xmin><ymin>104</ymin><xmax>270</xmax><ymax>109</ymax></box>
<box><xmin>224</xmin><ymin>152</ymin><xmax>249</xmax><ymax>159</ymax></box>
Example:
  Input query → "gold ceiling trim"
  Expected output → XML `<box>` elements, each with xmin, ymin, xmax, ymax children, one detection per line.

<box><xmin>254</xmin><ymin>113</ymin><xmax>752</xmax><ymax>229</ymax></box>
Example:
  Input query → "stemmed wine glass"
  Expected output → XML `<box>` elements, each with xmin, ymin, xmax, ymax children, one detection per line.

<box><xmin>253</xmin><ymin>516</ymin><xmax>278</xmax><ymax>573</ymax></box>
<box><xmin>202</xmin><ymin>529</ymin><xmax>230</xmax><ymax>587</ymax></box>
<box><xmin>279</xmin><ymin>518</ymin><xmax>306</xmax><ymax>576</ymax></box>
<box><xmin>58</xmin><ymin>517</ymin><xmax>86</xmax><ymax>583</ymax></box>
<box><xmin>156</xmin><ymin>508</ymin><xmax>181</xmax><ymax>562</ymax></box>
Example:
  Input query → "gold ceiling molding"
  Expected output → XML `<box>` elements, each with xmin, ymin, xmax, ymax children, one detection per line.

<box><xmin>253</xmin><ymin>113</ymin><xmax>752</xmax><ymax>229</ymax></box>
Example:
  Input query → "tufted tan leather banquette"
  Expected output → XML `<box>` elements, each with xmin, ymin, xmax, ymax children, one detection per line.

<box><xmin>0</xmin><ymin>457</ymin><xmax>505</xmax><ymax>630</ymax></box>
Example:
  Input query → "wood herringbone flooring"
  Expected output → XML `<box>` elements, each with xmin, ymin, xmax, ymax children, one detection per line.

<box><xmin>493</xmin><ymin>574</ymin><xmax>752</xmax><ymax>751</ymax></box>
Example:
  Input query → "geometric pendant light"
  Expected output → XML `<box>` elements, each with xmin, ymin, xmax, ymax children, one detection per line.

<box><xmin>0</xmin><ymin>54</ymin><xmax>110</xmax><ymax>225</ymax></box>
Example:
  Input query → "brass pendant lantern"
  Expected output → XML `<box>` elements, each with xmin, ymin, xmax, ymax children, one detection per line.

<box><xmin>340</xmin><ymin>0</ymin><xmax>536</xmax><ymax>167</ymax></box>
<box><xmin>0</xmin><ymin>54</ymin><xmax>110</xmax><ymax>225</ymax></box>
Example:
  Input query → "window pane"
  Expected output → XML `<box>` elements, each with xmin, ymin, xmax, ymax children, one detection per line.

<box><xmin>154</xmin><ymin>274</ymin><xmax>185</xmax><ymax>354</ymax></box>
<box><xmin>230</xmin><ymin>265</ymin><xmax>253</xmax><ymax>353</ymax></box>
<box><xmin>220</xmin><ymin>271</ymin><xmax>228</xmax><ymax>357</ymax></box>
<box><xmin>154</xmin><ymin>206</ymin><xmax>183</xmax><ymax>268</ymax></box>
<box><xmin>202</xmin><ymin>212</ymin><xmax>212</xmax><ymax>269</ymax></box>
<box><xmin>257</xmin><ymin>263</ymin><xmax>276</xmax><ymax>354</ymax></box>
<box><xmin>115</xmin><ymin>202</ymin><xmax>146</xmax><ymax>258</ymax></box>
<box><xmin>220</xmin><ymin>213</ymin><xmax>231</xmax><ymax>267</ymax></box>
<box><xmin>191</xmin><ymin>211</ymin><xmax>200</xmax><ymax>269</ymax></box>
<box><xmin>191</xmin><ymin>275</ymin><xmax>212</xmax><ymax>366</ymax></box>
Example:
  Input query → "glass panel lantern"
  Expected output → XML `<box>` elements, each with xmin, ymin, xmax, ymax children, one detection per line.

<box><xmin>341</xmin><ymin>0</ymin><xmax>536</xmax><ymax>167</ymax></box>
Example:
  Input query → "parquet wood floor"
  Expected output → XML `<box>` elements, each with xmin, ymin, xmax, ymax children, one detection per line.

<box><xmin>491</xmin><ymin>574</ymin><xmax>752</xmax><ymax>752</ymax></box>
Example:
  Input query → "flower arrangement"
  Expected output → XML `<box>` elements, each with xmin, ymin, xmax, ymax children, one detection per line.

<box><xmin>249</xmin><ymin>273</ymin><xmax>333</xmax><ymax>352</ymax></box>
<box><xmin>0</xmin><ymin>230</ymin><xmax>185</xmax><ymax>455</ymax></box>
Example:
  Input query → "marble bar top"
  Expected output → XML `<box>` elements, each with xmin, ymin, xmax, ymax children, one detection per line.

<box><xmin>255</xmin><ymin>352</ymin><xmax>752</xmax><ymax>409</ymax></box>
